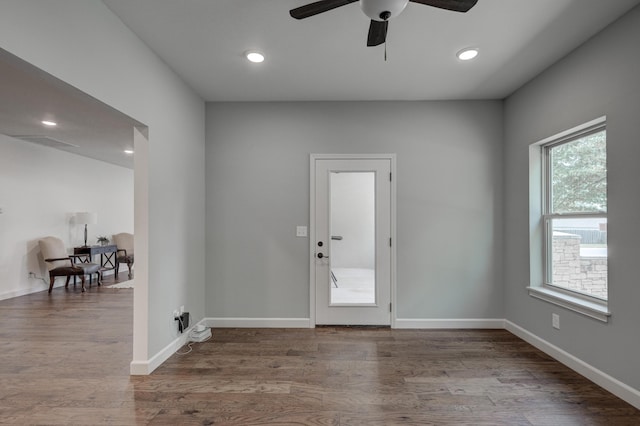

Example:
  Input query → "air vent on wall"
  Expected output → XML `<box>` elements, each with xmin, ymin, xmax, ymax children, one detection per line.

<box><xmin>10</xmin><ymin>135</ymin><xmax>79</xmax><ymax>149</ymax></box>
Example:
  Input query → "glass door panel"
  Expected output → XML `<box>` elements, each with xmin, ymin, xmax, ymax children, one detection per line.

<box><xmin>329</xmin><ymin>172</ymin><xmax>376</xmax><ymax>305</ymax></box>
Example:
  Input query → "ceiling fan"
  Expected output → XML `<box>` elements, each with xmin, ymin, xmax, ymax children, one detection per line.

<box><xmin>290</xmin><ymin>0</ymin><xmax>478</xmax><ymax>47</ymax></box>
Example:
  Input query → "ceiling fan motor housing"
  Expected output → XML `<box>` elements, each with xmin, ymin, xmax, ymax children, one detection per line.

<box><xmin>360</xmin><ymin>0</ymin><xmax>409</xmax><ymax>21</ymax></box>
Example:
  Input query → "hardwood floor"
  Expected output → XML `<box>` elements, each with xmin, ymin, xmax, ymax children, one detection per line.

<box><xmin>0</xmin><ymin>282</ymin><xmax>639</xmax><ymax>425</ymax></box>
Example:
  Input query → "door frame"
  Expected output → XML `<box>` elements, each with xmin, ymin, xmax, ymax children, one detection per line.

<box><xmin>309</xmin><ymin>154</ymin><xmax>397</xmax><ymax>328</ymax></box>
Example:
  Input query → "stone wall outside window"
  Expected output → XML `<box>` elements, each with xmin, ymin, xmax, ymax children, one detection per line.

<box><xmin>552</xmin><ymin>232</ymin><xmax>607</xmax><ymax>298</ymax></box>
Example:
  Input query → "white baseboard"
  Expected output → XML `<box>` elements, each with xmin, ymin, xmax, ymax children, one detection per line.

<box><xmin>394</xmin><ymin>318</ymin><xmax>505</xmax><ymax>329</ymax></box>
<box><xmin>205</xmin><ymin>317</ymin><xmax>504</xmax><ymax>329</ymax></box>
<box><xmin>205</xmin><ymin>318</ymin><xmax>504</xmax><ymax>329</ymax></box>
<box><xmin>0</xmin><ymin>269</ymin><xmax>120</xmax><ymax>301</ymax></box>
<box><xmin>130</xmin><ymin>320</ymin><xmax>206</xmax><ymax>375</ymax></box>
<box><xmin>0</xmin><ymin>283</ymin><xmax>49</xmax><ymax>300</ymax></box>
<box><xmin>206</xmin><ymin>317</ymin><xmax>311</xmax><ymax>328</ymax></box>
<box><xmin>505</xmin><ymin>320</ymin><xmax>640</xmax><ymax>410</ymax></box>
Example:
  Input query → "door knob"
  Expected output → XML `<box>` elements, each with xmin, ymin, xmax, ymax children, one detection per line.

<box><xmin>317</xmin><ymin>253</ymin><xmax>328</xmax><ymax>259</ymax></box>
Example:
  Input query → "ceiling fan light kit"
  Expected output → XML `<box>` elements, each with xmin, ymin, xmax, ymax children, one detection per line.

<box><xmin>290</xmin><ymin>0</ymin><xmax>478</xmax><ymax>52</ymax></box>
<box><xmin>360</xmin><ymin>0</ymin><xmax>409</xmax><ymax>21</ymax></box>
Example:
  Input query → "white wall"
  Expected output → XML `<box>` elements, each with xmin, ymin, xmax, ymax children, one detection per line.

<box><xmin>0</xmin><ymin>0</ymin><xmax>205</xmax><ymax>371</ymax></box>
<box><xmin>504</xmin><ymin>5</ymin><xmax>640</xmax><ymax>391</ymax></box>
<box><xmin>0</xmin><ymin>134</ymin><xmax>133</xmax><ymax>299</ymax></box>
<box><xmin>205</xmin><ymin>101</ymin><xmax>504</xmax><ymax>321</ymax></box>
<box><xmin>330</xmin><ymin>172</ymin><xmax>375</xmax><ymax>269</ymax></box>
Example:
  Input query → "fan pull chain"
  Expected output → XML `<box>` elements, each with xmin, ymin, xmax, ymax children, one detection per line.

<box><xmin>384</xmin><ymin>41</ymin><xmax>387</xmax><ymax>61</ymax></box>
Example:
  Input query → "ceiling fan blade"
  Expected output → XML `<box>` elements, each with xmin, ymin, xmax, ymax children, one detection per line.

<box><xmin>290</xmin><ymin>0</ymin><xmax>358</xmax><ymax>19</ymax></box>
<box><xmin>367</xmin><ymin>19</ymin><xmax>388</xmax><ymax>47</ymax></box>
<box><xmin>409</xmin><ymin>0</ymin><xmax>478</xmax><ymax>13</ymax></box>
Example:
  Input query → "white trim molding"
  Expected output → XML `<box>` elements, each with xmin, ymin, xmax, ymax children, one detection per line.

<box><xmin>206</xmin><ymin>317</ymin><xmax>311</xmax><ymax>328</ymax></box>
<box><xmin>205</xmin><ymin>317</ymin><xmax>505</xmax><ymax>329</ymax></box>
<box><xmin>394</xmin><ymin>318</ymin><xmax>505</xmax><ymax>329</ymax></box>
<box><xmin>505</xmin><ymin>320</ymin><xmax>640</xmax><ymax>410</ymax></box>
<box><xmin>130</xmin><ymin>332</ymin><xmax>189</xmax><ymax>375</ymax></box>
<box><xmin>130</xmin><ymin>319</ymin><xmax>206</xmax><ymax>375</ymax></box>
<box><xmin>527</xmin><ymin>286</ymin><xmax>610</xmax><ymax>322</ymax></box>
<box><xmin>0</xmin><ymin>269</ymin><xmax>119</xmax><ymax>301</ymax></box>
<box><xmin>0</xmin><ymin>283</ymin><xmax>57</xmax><ymax>301</ymax></box>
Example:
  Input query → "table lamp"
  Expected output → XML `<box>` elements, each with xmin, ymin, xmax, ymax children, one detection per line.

<box><xmin>75</xmin><ymin>212</ymin><xmax>98</xmax><ymax>247</ymax></box>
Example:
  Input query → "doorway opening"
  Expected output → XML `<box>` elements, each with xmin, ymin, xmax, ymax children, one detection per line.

<box><xmin>0</xmin><ymin>48</ymin><xmax>148</xmax><ymax>375</ymax></box>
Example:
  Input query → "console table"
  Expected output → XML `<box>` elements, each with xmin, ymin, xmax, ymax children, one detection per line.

<box><xmin>74</xmin><ymin>244</ymin><xmax>117</xmax><ymax>273</ymax></box>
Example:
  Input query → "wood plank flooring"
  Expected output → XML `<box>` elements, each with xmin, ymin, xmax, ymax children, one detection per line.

<box><xmin>1</xmin><ymin>281</ymin><xmax>639</xmax><ymax>425</ymax></box>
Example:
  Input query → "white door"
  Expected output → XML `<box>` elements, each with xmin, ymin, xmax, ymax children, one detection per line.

<box><xmin>312</xmin><ymin>156</ymin><xmax>393</xmax><ymax>325</ymax></box>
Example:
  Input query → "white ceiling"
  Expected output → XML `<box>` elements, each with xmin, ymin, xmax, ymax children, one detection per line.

<box><xmin>2</xmin><ymin>0</ymin><xmax>639</xmax><ymax>168</ymax></box>
<box><xmin>103</xmin><ymin>0</ymin><xmax>640</xmax><ymax>101</ymax></box>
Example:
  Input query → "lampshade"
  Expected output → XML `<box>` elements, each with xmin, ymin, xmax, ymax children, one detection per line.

<box><xmin>75</xmin><ymin>212</ymin><xmax>97</xmax><ymax>225</ymax></box>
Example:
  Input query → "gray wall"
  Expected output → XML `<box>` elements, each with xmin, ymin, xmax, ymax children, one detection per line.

<box><xmin>206</xmin><ymin>101</ymin><xmax>504</xmax><ymax>320</ymax></box>
<box><xmin>0</xmin><ymin>1</ymin><xmax>206</xmax><ymax>362</ymax></box>
<box><xmin>504</xmin><ymin>6</ymin><xmax>640</xmax><ymax>388</ymax></box>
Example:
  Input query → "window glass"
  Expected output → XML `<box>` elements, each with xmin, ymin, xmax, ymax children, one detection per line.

<box><xmin>549</xmin><ymin>217</ymin><xmax>607</xmax><ymax>300</ymax></box>
<box><xmin>549</xmin><ymin>131</ymin><xmax>607</xmax><ymax>214</ymax></box>
<box><xmin>544</xmin><ymin>128</ymin><xmax>607</xmax><ymax>300</ymax></box>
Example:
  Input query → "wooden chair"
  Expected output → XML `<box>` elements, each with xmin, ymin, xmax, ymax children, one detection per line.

<box><xmin>113</xmin><ymin>232</ymin><xmax>134</xmax><ymax>279</ymax></box>
<box><xmin>38</xmin><ymin>236</ymin><xmax>101</xmax><ymax>293</ymax></box>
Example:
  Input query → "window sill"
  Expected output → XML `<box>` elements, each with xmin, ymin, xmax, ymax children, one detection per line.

<box><xmin>527</xmin><ymin>286</ymin><xmax>611</xmax><ymax>323</ymax></box>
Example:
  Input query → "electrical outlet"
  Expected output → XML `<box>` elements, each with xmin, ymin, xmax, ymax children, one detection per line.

<box><xmin>552</xmin><ymin>313</ymin><xmax>560</xmax><ymax>329</ymax></box>
<box><xmin>175</xmin><ymin>312</ymin><xmax>190</xmax><ymax>333</ymax></box>
<box><xmin>180</xmin><ymin>305</ymin><xmax>185</xmax><ymax>314</ymax></box>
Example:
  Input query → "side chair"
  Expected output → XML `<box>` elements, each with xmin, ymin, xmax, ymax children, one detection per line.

<box><xmin>38</xmin><ymin>236</ymin><xmax>101</xmax><ymax>293</ymax></box>
<box><xmin>113</xmin><ymin>232</ymin><xmax>134</xmax><ymax>279</ymax></box>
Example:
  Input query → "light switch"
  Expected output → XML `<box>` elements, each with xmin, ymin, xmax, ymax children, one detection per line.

<box><xmin>296</xmin><ymin>226</ymin><xmax>308</xmax><ymax>237</ymax></box>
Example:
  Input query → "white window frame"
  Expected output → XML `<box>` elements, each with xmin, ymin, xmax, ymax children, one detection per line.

<box><xmin>527</xmin><ymin>117</ymin><xmax>611</xmax><ymax>322</ymax></box>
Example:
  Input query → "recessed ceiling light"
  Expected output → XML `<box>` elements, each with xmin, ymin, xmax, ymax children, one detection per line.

<box><xmin>41</xmin><ymin>120</ymin><xmax>57</xmax><ymax>126</ymax></box>
<box><xmin>124</xmin><ymin>150</ymin><xmax>134</xmax><ymax>155</ymax></box>
<box><xmin>245</xmin><ymin>51</ymin><xmax>265</xmax><ymax>63</ymax></box>
<box><xmin>457</xmin><ymin>48</ymin><xmax>479</xmax><ymax>61</ymax></box>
